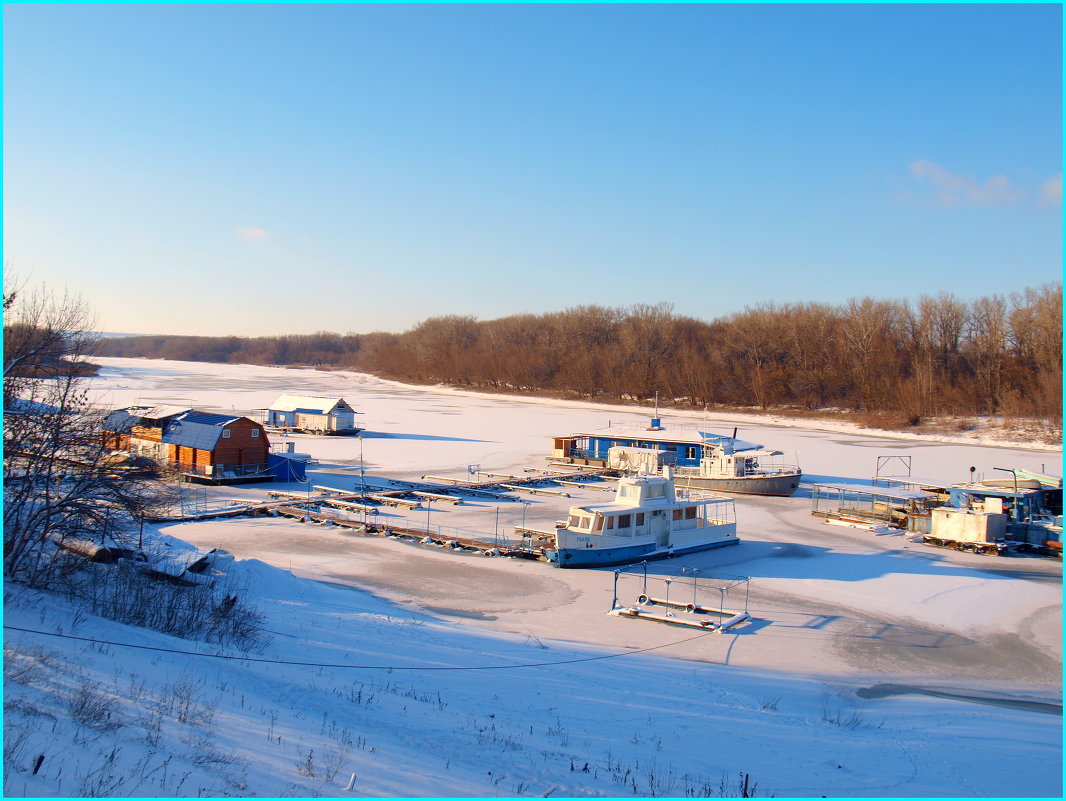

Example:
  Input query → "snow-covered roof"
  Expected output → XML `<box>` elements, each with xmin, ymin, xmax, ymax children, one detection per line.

<box><xmin>698</xmin><ymin>433</ymin><xmax>765</xmax><ymax>452</ymax></box>
<box><xmin>6</xmin><ymin>397</ymin><xmax>66</xmax><ymax>416</ymax></box>
<box><xmin>104</xmin><ymin>405</ymin><xmax>191</xmax><ymax>432</ymax></box>
<box><xmin>162</xmin><ymin>411</ymin><xmax>242</xmax><ymax>450</ymax></box>
<box><xmin>131</xmin><ymin>404</ymin><xmax>191</xmax><ymax>422</ymax></box>
<box><xmin>268</xmin><ymin>395</ymin><xmax>352</xmax><ymax>414</ymax></box>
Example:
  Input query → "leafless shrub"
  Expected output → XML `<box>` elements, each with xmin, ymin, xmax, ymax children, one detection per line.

<box><xmin>58</xmin><ymin>560</ymin><xmax>266</xmax><ymax>650</ymax></box>
<box><xmin>758</xmin><ymin>695</ymin><xmax>780</xmax><ymax>712</ymax></box>
<box><xmin>2</xmin><ymin>719</ymin><xmax>37</xmax><ymax>768</ymax></box>
<box><xmin>68</xmin><ymin>680</ymin><xmax>122</xmax><ymax>730</ymax></box>
<box><xmin>320</xmin><ymin>744</ymin><xmax>350</xmax><ymax>782</ymax></box>
<box><xmin>78</xmin><ymin>747</ymin><xmax>128</xmax><ymax>797</ymax></box>
<box><xmin>297</xmin><ymin>747</ymin><xmax>316</xmax><ymax>777</ymax></box>
<box><xmin>181</xmin><ymin>729</ymin><xmax>244</xmax><ymax>769</ymax></box>
<box><xmin>161</xmin><ymin>670</ymin><xmax>215</xmax><ymax>725</ymax></box>
<box><xmin>682</xmin><ymin>771</ymin><xmax>770</xmax><ymax>797</ymax></box>
<box><xmin>821</xmin><ymin>687</ymin><xmax>865</xmax><ymax>729</ymax></box>
<box><xmin>4</xmin><ymin>642</ymin><xmax>60</xmax><ymax>685</ymax></box>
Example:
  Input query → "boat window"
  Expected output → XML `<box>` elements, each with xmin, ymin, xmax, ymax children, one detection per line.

<box><xmin>636</xmin><ymin>513</ymin><xmax>644</xmax><ymax>526</ymax></box>
<box><xmin>568</xmin><ymin>514</ymin><xmax>582</xmax><ymax>528</ymax></box>
<box><xmin>685</xmin><ymin>506</ymin><xmax>697</xmax><ymax>520</ymax></box>
<box><xmin>647</xmin><ymin>485</ymin><xmax>665</xmax><ymax>499</ymax></box>
<box><xmin>593</xmin><ymin>516</ymin><xmax>604</xmax><ymax>531</ymax></box>
<box><xmin>619</xmin><ymin>485</ymin><xmax>637</xmax><ymax>499</ymax></box>
<box><xmin>605</xmin><ymin>516</ymin><xmax>614</xmax><ymax>530</ymax></box>
<box><xmin>618</xmin><ymin>514</ymin><xmax>631</xmax><ymax>528</ymax></box>
<box><xmin>686</xmin><ymin>447</ymin><xmax>698</xmax><ymax>459</ymax></box>
<box><xmin>672</xmin><ymin>509</ymin><xmax>683</xmax><ymax>521</ymax></box>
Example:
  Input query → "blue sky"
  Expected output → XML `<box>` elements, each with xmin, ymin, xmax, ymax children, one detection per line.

<box><xmin>4</xmin><ymin>4</ymin><xmax>1062</xmax><ymax>337</ymax></box>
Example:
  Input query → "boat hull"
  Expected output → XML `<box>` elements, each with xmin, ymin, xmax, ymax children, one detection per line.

<box><xmin>548</xmin><ymin>536</ymin><xmax>739</xmax><ymax>568</ymax></box>
<box><xmin>673</xmin><ymin>471</ymin><xmax>801</xmax><ymax>497</ymax></box>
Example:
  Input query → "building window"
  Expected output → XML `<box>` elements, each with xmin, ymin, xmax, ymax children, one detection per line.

<box><xmin>222</xmin><ymin>429</ymin><xmax>232</xmax><ymax>439</ymax></box>
<box><xmin>251</xmin><ymin>429</ymin><xmax>260</xmax><ymax>438</ymax></box>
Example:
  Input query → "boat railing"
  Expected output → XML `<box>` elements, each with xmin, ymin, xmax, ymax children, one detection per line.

<box><xmin>676</xmin><ymin>487</ymin><xmax>733</xmax><ymax>503</ymax></box>
<box><xmin>749</xmin><ymin>463</ymin><xmax>802</xmax><ymax>476</ymax></box>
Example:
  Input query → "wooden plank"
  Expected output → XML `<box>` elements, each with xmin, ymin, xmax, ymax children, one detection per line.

<box><xmin>553</xmin><ymin>479</ymin><xmax>614</xmax><ymax>491</ymax></box>
<box><xmin>420</xmin><ymin>475</ymin><xmax>476</xmax><ymax>485</ymax></box>
<box><xmin>499</xmin><ymin>484</ymin><xmax>570</xmax><ymax>497</ymax></box>
<box><xmin>368</xmin><ymin>494</ymin><xmax>421</xmax><ymax>508</ymax></box>
<box><xmin>411</xmin><ymin>491</ymin><xmax>463</xmax><ymax>505</ymax></box>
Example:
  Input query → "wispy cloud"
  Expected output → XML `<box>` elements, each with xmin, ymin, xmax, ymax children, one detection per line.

<box><xmin>235</xmin><ymin>227</ymin><xmax>269</xmax><ymax>242</ymax></box>
<box><xmin>1039</xmin><ymin>174</ymin><xmax>1062</xmax><ymax>207</ymax></box>
<box><xmin>906</xmin><ymin>160</ymin><xmax>1024</xmax><ymax>207</ymax></box>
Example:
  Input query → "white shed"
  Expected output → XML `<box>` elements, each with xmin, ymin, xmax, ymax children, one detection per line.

<box><xmin>263</xmin><ymin>395</ymin><xmax>360</xmax><ymax>434</ymax></box>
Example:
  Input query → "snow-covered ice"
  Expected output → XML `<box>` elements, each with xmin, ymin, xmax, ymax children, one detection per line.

<box><xmin>3</xmin><ymin>357</ymin><xmax>1060</xmax><ymax>798</ymax></box>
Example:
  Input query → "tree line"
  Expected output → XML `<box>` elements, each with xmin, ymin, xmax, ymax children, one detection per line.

<box><xmin>97</xmin><ymin>284</ymin><xmax>1063</xmax><ymax>424</ymax></box>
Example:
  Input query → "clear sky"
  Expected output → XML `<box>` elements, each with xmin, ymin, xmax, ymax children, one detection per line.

<box><xmin>4</xmin><ymin>3</ymin><xmax>1062</xmax><ymax>337</ymax></box>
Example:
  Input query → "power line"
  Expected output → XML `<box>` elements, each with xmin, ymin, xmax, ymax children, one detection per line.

<box><xmin>3</xmin><ymin>624</ymin><xmax>714</xmax><ymax>672</ymax></box>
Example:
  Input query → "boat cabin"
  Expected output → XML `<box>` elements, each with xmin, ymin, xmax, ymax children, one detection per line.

<box><xmin>563</xmin><ymin>470</ymin><xmax>734</xmax><ymax>538</ymax></box>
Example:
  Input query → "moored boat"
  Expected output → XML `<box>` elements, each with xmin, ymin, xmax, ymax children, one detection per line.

<box><xmin>543</xmin><ymin>466</ymin><xmax>739</xmax><ymax>568</ymax></box>
<box><xmin>670</xmin><ymin>433</ymin><xmax>801</xmax><ymax>496</ymax></box>
<box><xmin>551</xmin><ymin>423</ymin><xmax>802</xmax><ymax>497</ymax></box>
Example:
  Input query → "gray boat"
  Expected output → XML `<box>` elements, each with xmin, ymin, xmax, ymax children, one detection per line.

<box><xmin>660</xmin><ymin>434</ymin><xmax>800</xmax><ymax>496</ymax></box>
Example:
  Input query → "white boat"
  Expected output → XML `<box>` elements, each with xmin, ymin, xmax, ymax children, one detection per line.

<box><xmin>544</xmin><ymin>466</ymin><xmax>739</xmax><ymax>568</ymax></box>
<box><xmin>669</xmin><ymin>434</ymin><xmax>801</xmax><ymax>497</ymax></box>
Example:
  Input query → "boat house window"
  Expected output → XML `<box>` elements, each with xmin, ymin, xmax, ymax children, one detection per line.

<box><xmin>619</xmin><ymin>485</ymin><xmax>638</xmax><ymax>500</ymax></box>
<box><xmin>618</xmin><ymin>514</ymin><xmax>632</xmax><ymax>528</ymax></box>
<box><xmin>605</xmin><ymin>517</ymin><xmax>614</xmax><ymax>530</ymax></box>
<box><xmin>646</xmin><ymin>485</ymin><xmax>665</xmax><ymax>499</ymax></box>
<box><xmin>672</xmin><ymin>508</ymin><xmax>683</xmax><ymax>521</ymax></box>
<box><xmin>593</xmin><ymin>516</ymin><xmax>604</xmax><ymax>531</ymax></box>
<box><xmin>636</xmin><ymin>513</ymin><xmax>645</xmax><ymax>526</ymax></box>
<box><xmin>685</xmin><ymin>506</ymin><xmax>697</xmax><ymax>520</ymax></box>
<box><xmin>686</xmin><ymin>446</ymin><xmax>698</xmax><ymax>459</ymax></box>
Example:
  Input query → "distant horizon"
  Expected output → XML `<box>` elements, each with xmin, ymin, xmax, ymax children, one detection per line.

<box><xmin>7</xmin><ymin>4</ymin><xmax>1061</xmax><ymax>337</ymax></box>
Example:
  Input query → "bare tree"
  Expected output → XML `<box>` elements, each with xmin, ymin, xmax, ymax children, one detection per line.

<box><xmin>3</xmin><ymin>280</ymin><xmax>168</xmax><ymax>585</ymax></box>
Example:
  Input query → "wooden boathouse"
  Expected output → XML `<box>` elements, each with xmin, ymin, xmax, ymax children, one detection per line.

<box><xmin>162</xmin><ymin>411</ymin><xmax>271</xmax><ymax>483</ymax></box>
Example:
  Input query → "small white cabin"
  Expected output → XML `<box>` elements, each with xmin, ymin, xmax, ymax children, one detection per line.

<box><xmin>262</xmin><ymin>395</ymin><xmax>360</xmax><ymax>433</ymax></box>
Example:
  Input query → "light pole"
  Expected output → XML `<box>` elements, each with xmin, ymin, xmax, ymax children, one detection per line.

<box><xmin>358</xmin><ymin>434</ymin><xmax>366</xmax><ymax>499</ymax></box>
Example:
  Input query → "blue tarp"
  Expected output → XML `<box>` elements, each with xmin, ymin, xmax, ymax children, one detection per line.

<box><xmin>268</xmin><ymin>453</ymin><xmax>307</xmax><ymax>483</ymax></box>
